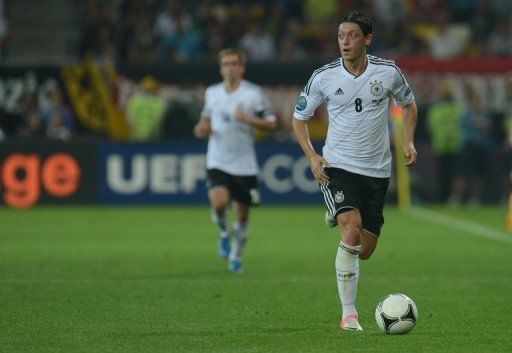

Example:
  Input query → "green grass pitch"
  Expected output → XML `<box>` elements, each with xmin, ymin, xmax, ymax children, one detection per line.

<box><xmin>1</xmin><ymin>205</ymin><xmax>511</xmax><ymax>353</ymax></box>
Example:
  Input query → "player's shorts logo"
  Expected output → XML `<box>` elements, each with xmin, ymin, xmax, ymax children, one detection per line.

<box><xmin>295</xmin><ymin>96</ymin><xmax>307</xmax><ymax>111</ymax></box>
<box><xmin>335</xmin><ymin>190</ymin><xmax>344</xmax><ymax>203</ymax></box>
<box><xmin>370</xmin><ymin>80</ymin><xmax>384</xmax><ymax>96</ymax></box>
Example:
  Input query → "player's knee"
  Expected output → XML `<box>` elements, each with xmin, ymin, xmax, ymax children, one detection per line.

<box><xmin>210</xmin><ymin>195</ymin><xmax>229</xmax><ymax>210</ymax></box>
<box><xmin>359</xmin><ymin>243</ymin><xmax>376</xmax><ymax>260</ymax></box>
<box><xmin>211</xmin><ymin>201</ymin><xmax>227</xmax><ymax>212</ymax></box>
<box><xmin>339</xmin><ymin>219</ymin><xmax>361</xmax><ymax>239</ymax></box>
<box><xmin>340</xmin><ymin>225</ymin><xmax>361</xmax><ymax>245</ymax></box>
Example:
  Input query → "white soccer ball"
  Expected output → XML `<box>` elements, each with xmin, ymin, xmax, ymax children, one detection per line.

<box><xmin>375</xmin><ymin>293</ymin><xmax>418</xmax><ymax>334</ymax></box>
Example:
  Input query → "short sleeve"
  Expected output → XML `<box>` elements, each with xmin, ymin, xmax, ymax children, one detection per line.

<box><xmin>200</xmin><ymin>87</ymin><xmax>212</xmax><ymax>119</ymax></box>
<box><xmin>391</xmin><ymin>66</ymin><xmax>415</xmax><ymax>107</ymax></box>
<box><xmin>293</xmin><ymin>72</ymin><xmax>325</xmax><ymax>121</ymax></box>
<box><xmin>254</xmin><ymin>88</ymin><xmax>276</xmax><ymax>122</ymax></box>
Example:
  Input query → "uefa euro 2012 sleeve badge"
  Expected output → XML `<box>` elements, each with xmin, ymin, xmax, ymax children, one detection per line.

<box><xmin>335</xmin><ymin>190</ymin><xmax>345</xmax><ymax>203</ymax></box>
<box><xmin>295</xmin><ymin>96</ymin><xmax>307</xmax><ymax>111</ymax></box>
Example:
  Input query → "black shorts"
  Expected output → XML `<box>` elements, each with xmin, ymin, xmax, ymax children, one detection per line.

<box><xmin>320</xmin><ymin>167</ymin><xmax>390</xmax><ymax>236</ymax></box>
<box><xmin>207</xmin><ymin>169</ymin><xmax>260</xmax><ymax>206</ymax></box>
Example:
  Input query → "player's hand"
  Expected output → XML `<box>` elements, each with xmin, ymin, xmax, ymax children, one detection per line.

<box><xmin>404</xmin><ymin>142</ymin><xmax>417</xmax><ymax>166</ymax></box>
<box><xmin>309</xmin><ymin>154</ymin><xmax>330</xmax><ymax>184</ymax></box>
<box><xmin>234</xmin><ymin>108</ymin><xmax>247</xmax><ymax>123</ymax></box>
<box><xmin>193</xmin><ymin>121</ymin><xmax>210</xmax><ymax>138</ymax></box>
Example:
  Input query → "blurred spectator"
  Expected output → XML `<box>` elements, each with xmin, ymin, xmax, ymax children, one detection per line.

<box><xmin>278</xmin><ymin>34</ymin><xmax>307</xmax><ymax>62</ymax></box>
<box><xmin>153</xmin><ymin>0</ymin><xmax>192</xmax><ymax>42</ymax></box>
<box><xmin>41</xmin><ymin>88</ymin><xmax>75</xmax><ymax>132</ymax></box>
<box><xmin>487</xmin><ymin>18</ymin><xmax>512</xmax><ymax>57</ymax></box>
<box><xmin>17</xmin><ymin>92</ymin><xmax>44</xmax><ymax>139</ymax></box>
<box><xmin>491</xmin><ymin>0</ymin><xmax>512</xmax><ymax>19</ymax></box>
<box><xmin>158</xmin><ymin>19</ymin><xmax>202</xmax><ymax>62</ymax></box>
<box><xmin>458</xmin><ymin>89</ymin><xmax>493</xmax><ymax>206</ymax></box>
<box><xmin>80</xmin><ymin>1</ymin><xmax>118</xmax><ymax>62</ymax></box>
<box><xmin>126</xmin><ymin>76</ymin><xmax>167</xmax><ymax>141</ymax></box>
<box><xmin>506</xmin><ymin>75</ymin><xmax>512</xmax><ymax>149</ymax></box>
<box><xmin>18</xmin><ymin>112</ymin><xmax>44</xmax><ymax>139</ymax></box>
<box><xmin>427</xmin><ymin>83</ymin><xmax>464</xmax><ymax>203</ymax></box>
<box><xmin>238</xmin><ymin>22</ymin><xmax>276</xmax><ymax>62</ymax></box>
<box><xmin>303</xmin><ymin>0</ymin><xmax>339</xmax><ymax>25</ymax></box>
<box><xmin>154</xmin><ymin>0</ymin><xmax>201</xmax><ymax>62</ymax></box>
<box><xmin>427</xmin><ymin>13</ymin><xmax>471</xmax><ymax>59</ymax></box>
<box><xmin>0</xmin><ymin>0</ymin><xmax>8</xmax><ymax>58</ymax></box>
<box><xmin>126</xmin><ymin>18</ymin><xmax>156</xmax><ymax>63</ymax></box>
<box><xmin>46</xmin><ymin>113</ymin><xmax>72</xmax><ymax>141</ymax></box>
<box><xmin>80</xmin><ymin>0</ymin><xmax>507</xmax><ymax>64</ymax></box>
<box><xmin>446</xmin><ymin>0</ymin><xmax>479</xmax><ymax>21</ymax></box>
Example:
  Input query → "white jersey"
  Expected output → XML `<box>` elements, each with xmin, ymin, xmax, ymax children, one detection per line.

<box><xmin>293</xmin><ymin>55</ymin><xmax>415</xmax><ymax>178</ymax></box>
<box><xmin>201</xmin><ymin>79</ymin><xmax>276</xmax><ymax>176</ymax></box>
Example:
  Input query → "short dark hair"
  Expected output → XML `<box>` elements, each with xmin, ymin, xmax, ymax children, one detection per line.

<box><xmin>339</xmin><ymin>10</ymin><xmax>372</xmax><ymax>36</ymax></box>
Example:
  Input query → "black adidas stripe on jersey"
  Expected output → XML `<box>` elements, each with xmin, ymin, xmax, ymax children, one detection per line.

<box><xmin>368</xmin><ymin>59</ymin><xmax>406</xmax><ymax>84</ymax></box>
<box><xmin>304</xmin><ymin>58</ymin><xmax>341</xmax><ymax>95</ymax></box>
<box><xmin>368</xmin><ymin>55</ymin><xmax>395</xmax><ymax>64</ymax></box>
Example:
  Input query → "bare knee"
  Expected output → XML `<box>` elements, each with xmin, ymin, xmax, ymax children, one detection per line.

<box><xmin>209</xmin><ymin>187</ymin><xmax>229</xmax><ymax>211</ymax></box>
<box><xmin>233</xmin><ymin>202</ymin><xmax>249</xmax><ymax>223</ymax></box>
<box><xmin>338</xmin><ymin>215</ymin><xmax>362</xmax><ymax>246</ymax></box>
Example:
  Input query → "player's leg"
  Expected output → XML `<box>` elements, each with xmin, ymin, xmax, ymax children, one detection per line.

<box><xmin>207</xmin><ymin>169</ymin><xmax>232</xmax><ymax>259</ymax></box>
<box><xmin>336</xmin><ymin>209</ymin><xmax>363</xmax><ymax>331</ymax></box>
<box><xmin>321</xmin><ymin>167</ymin><xmax>363</xmax><ymax>330</ymax></box>
<box><xmin>359</xmin><ymin>174</ymin><xmax>389</xmax><ymax>260</ymax></box>
<box><xmin>209</xmin><ymin>186</ymin><xmax>230</xmax><ymax>234</ymax></box>
<box><xmin>228</xmin><ymin>175</ymin><xmax>259</xmax><ymax>273</ymax></box>
<box><xmin>229</xmin><ymin>201</ymin><xmax>249</xmax><ymax>272</ymax></box>
<box><xmin>359</xmin><ymin>230</ymin><xmax>378</xmax><ymax>260</ymax></box>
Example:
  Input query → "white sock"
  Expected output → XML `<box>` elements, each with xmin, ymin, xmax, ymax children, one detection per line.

<box><xmin>210</xmin><ymin>209</ymin><xmax>229</xmax><ymax>238</ymax></box>
<box><xmin>335</xmin><ymin>241</ymin><xmax>360</xmax><ymax>318</ymax></box>
<box><xmin>229</xmin><ymin>221</ymin><xmax>248</xmax><ymax>261</ymax></box>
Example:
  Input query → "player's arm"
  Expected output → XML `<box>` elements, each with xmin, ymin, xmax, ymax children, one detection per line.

<box><xmin>235</xmin><ymin>90</ymin><xmax>278</xmax><ymax>131</ymax></box>
<box><xmin>234</xmin><ymin>109</ymin><xmax>277</xmax><ymax>131</ymax></box>
<box><xmin>402</xmin><ymin>101</ymin><xmax>418</xmax><ymax>166</ymax></box>
<box><xmin>193</xmin><ymin>117</ymin><xmax>211</xmax><ymax>139</ymax></box>
<box><xmin>292</xmin><ymin>117</ymin><xmax>330</xmax><ymax>184</ymax></box>
<box><xmin>293</xmin><ymin>71</ymin><xmax>328</xmax><ymax>182</ymax></box>
<box><xmin>391</xmin><ymin>65</ymin><xmax>418</xmax><ymax>167</ymax></box>
<box><xmin>195</xmin><ymin>87</ymin><xmax>213</xmax><ymax>139</ymax></box>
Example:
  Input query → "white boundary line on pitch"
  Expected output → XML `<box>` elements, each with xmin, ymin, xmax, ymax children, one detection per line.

<box><xmin>407</xmin><ymin>208</ymin><xmax>512</xmax><ymax>244</ymax></box>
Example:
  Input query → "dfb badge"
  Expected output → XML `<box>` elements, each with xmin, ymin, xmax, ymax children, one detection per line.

<box><xmin>370</xmin><ymin>80</ymin><xmax>384</xmax><ymax>97</ymax></box>
<box><xmin>335</xmin><ymin>190</ymin><xmax>344</xmax><ymax>203</ymax></box>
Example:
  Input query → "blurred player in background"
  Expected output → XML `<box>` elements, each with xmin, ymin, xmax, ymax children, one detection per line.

<box><xmin>194</xmin><ymin>48</ymin><xmax>277</xmax><ymax>273</ymax></box>
<box><xmin>292</xmin><ymin>10</ymin><xmax>418</xmax><ymax>330</ymax></box>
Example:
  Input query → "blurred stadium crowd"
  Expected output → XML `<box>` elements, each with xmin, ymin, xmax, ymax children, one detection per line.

<box><xmin>80</xmin><ymin>0</ymin><xmax>512</xmax><ymax>64</ymax></box>
<box><xmin>0</xmin><ymin>0</ymin><xmax>512</xmax><ymax>206</ymax></box>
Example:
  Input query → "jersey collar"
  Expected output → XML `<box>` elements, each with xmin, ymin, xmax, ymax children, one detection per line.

<box><xmin>223</xmin><ymin>79</ymin><xmax>245</xmax><ymax>94</ymax></box>
<box><xmin>340</xmin><ymin>55</ymin><xmax>369</xmax><ymax>79</ymax></box>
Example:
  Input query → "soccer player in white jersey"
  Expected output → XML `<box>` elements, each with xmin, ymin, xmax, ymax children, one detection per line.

<box><xmin>194</xmin><ymin>48</ymin><xmax>277</xmax><ymax>273</ymax></box>
<box><xmin>292</xmin><ymin>10</ymin><xmax>418</xmax><ymax>330</ymax></box>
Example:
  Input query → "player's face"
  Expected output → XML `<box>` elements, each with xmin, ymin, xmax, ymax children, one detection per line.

<box><xmin>337</xmin><ymin>22</ymin><xmax>372</xmax><ymax>62</ymax></box>
<box><xmin>220</xmin><ymin>54</ymin><xmax>245</xmax><ymax>84</ymax></box>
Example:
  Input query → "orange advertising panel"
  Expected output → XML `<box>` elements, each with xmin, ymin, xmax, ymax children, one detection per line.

<box><xmin>0</xmin><ymin>142</ymin><xmax>97</xmax><ymax>208</ymax></box>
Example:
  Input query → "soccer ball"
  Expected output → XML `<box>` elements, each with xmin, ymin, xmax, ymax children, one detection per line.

<box><xmin>375</xmin><ymin>293</ymin><xmax>418</xmax><ymax>334</ymax></box>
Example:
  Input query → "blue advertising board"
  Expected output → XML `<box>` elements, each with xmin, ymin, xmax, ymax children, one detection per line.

<box><xmin>99</xmin><ymin>142</ymin><xmax>322</xmax><ymax>204</ymax></box>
